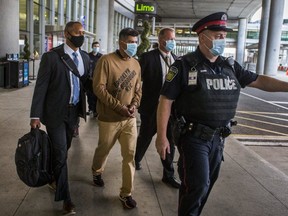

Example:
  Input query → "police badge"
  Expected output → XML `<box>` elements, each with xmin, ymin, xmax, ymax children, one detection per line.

<box><xmin>188</xmin><ymin>67</ymin><xmax>197</xmax><ymax>85</ymax></box>
<box><xmin>166</xmin><ymin>66</ymin><xmax>178</xmax><ymax>82</ymax></box>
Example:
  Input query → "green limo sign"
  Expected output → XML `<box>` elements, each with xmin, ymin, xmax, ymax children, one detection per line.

<box><xmin>135</xmin><ymin>2</ymin><xmax>157</xmax><ymax>15</ymax></box>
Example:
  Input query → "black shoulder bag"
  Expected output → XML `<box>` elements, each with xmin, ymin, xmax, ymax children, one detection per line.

<box><xmin>53</xmin><ymin>46</ymin><xmax>93</xmax><ymax>92</ymax></box>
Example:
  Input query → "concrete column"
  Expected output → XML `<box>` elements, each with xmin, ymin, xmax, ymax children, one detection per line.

<box><xmin>107</xmin><ymin>0</ymin><xmax>114</xmax><ymax>53</ymax></box>
<box><xmin>256</xmin><ymin>0</ymin><xmax>271</xmax><ymax>75</ymax></box>
<box><xmin>264</xmin><ymin>0</ymin><xmax>285</xmax><ymax>76</ymax></box>
<box><xmin>96</xmin><ymin>0</ymin><xmax>109</xmax><ymax>53</ymax></box>
<box><xmin>0</xmin><ymin>0</ymin><xmax>19</xmax><ymax>57</ymax></box>
<box><xmin>236</xmin><ymin>18</ymin><xmax>247</xmax><ymax>66</ymax></box>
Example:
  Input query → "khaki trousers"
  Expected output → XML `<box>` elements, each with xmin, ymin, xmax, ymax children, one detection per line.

<box><xmin>92</xmin><ymin>118</ymin><xmax>137</xmax><ymax>197</ymax></box>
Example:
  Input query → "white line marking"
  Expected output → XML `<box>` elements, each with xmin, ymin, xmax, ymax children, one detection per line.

<box><xmin>235</xmin><ymin>123</ymin><xmax>288</xmax><ymax>136</ymax></box>
<box><xmin>240</xmin><ymin>92</ymin><xmax>288</xmax><ymax>111</ymax></box>
<box><xmin>235</xmin><ymin>116</ymin><xmax>288</xmax><ymax>128</ymax></box>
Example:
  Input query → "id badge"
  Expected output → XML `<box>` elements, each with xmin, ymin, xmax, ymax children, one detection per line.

<box><xmin>188</xmin><ymin>67</ymin><xmax>197</xmax><ymax>85</ymax></box>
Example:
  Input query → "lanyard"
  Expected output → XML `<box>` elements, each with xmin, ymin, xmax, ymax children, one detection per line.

<box><xmin>159</xmin><ymin>51</ymin><xmax>174</xmax><ymax>67</ymax></box>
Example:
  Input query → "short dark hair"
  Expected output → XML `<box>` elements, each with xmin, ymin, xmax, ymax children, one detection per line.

<box><xmin>92</xmin><ymin>41</ymin><xmax>99</xmax><ymax>47</ymax></box>
<box><xmin>64</xmin><ymin>21</ymin><xmax>82</xmax><ymax>33</ymax></box>
<box><xmin>119</xmin><ymin>28</ymin><xmax>139</xmax><ymax>40</ymax></box>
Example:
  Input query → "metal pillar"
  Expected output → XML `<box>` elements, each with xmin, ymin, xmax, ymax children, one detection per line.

<box><xmin>264</xmin><ymin>0</ymin><xmax>285</xmax><ymax>76</ymax></box>
<box><xmin>236</xmin><ymin>18</ymin><xmax>247</xmax><ymax>66</ymax></box>
<box><xmin>256</xmin><ymin>0</ymin><xmax>271</xmax><ymax>75</ymax></box>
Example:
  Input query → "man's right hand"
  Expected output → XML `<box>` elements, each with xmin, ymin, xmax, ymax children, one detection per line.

<box><xmin>119</xmin><ymin>105</ymin><xmax>134</xmax><ymax>117</ymax></box>
<box><xmin>155</xmin><ymin>136</ymin><xmax>170</xmax><ymax>160</ymax></box>
<box><xmin>30</xmin><ymin>119</ymin><xmax>41</xmax><ymax>128</ymax></box>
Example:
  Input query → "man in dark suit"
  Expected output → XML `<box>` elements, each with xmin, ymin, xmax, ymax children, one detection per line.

<box><xmin>30</xmin><ymin>21</ymin><xmax>90</xmax><ymax>215</ymax></box>
<box><xmin>87</xmin><ymin>41</ymin><xmax>103</xmax><ymax>118</ymax></box>
<box><xmin>135</xmin><ymin>28</ymin><xmax>181</xmax><ymax>188</ymax></box>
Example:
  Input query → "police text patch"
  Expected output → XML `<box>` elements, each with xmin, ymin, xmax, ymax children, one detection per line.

<box><xmin>165</xmin><ymin>66</ymin><xmax>178</xmax><ymax>82</ymax></box>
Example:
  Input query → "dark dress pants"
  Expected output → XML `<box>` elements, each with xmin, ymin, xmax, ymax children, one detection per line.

<box><xmin>135</xmin><ymin>112</ymin><xmax>176</xmax><ymax>178</ymax></box>
<box><xmin>177</xmin><ymin>133</ymin><xmax>224</xmax><ymax>216</ymax></box>
<box><xmin>86</xmin><ymin>90</ymin><xmax>97</xmax><ymax>113</ymax></box>
<box><xmin>46</xmin><ymin>105</ymin><xmax>78</xmax><ymax>202</ymax></box>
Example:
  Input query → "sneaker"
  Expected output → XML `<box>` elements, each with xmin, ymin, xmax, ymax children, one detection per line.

<box><xmin>119</xmin><ymin>195</ymin><xmax>137</xmax><ymax>209</ymax></box>
<box><xmin>62</xmin><ymin>200</ymin><xmax>76</xmax><ymax>215</ymax></box>
<box><xmin>93</xmin><ymin>174</ymin><xmax>104</xmax><ymax>187</ymax></box>
<box><xmin>48</xmin><ymin>181</ymin><xmax>56</xmax><ymax>192</ymax></box>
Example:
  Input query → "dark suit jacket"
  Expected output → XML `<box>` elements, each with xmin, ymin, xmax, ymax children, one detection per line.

<box><xmin>30</xmin><ymin>44</ymin><xmax>90</xmax><ymax>128</ymax></box>
<box><xmin>138</xmin><ymin>49</ymin><xmax>177</xmax><ymax>115</ymax></box>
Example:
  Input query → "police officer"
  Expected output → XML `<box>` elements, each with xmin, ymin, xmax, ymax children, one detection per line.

<box><xmin>155</xmin><ymin>12</ymin><xmax>288</xmax><ymax>216</ymax></box>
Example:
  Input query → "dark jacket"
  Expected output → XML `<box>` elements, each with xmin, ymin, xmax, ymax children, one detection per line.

<box><xmin>138</xmin><ymin>48</ymin><xmax>177</xmax><ymax>115</ymax></box>
<box><xmin>30</xmin><ymin>44</ymin><xmax>90</xmax><ymax>128</ymax></box>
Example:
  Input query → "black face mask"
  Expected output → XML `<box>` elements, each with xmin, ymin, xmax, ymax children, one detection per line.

<box><xmin>68</xmin><ymin>32</ymin><xmax>84</xmax><ymax>47</ymax></box>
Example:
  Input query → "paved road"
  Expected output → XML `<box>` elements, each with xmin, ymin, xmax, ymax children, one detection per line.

<box><xmin>231</xmin><ymin>85</ymin><xmax>288</xmax><ymax>176</ymax></box>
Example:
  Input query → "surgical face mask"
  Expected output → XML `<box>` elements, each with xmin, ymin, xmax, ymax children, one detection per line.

<box><xmin>203</xmin><ymin>34</ymin><xmax>226</xmax><ymax>56</ymax></box>
<box><xmin>68</xmin><ymin>32</ymin><xmax>84</xmax><ymax>48</ymax></box>
<box><xmin>124</xmin><ymin>43</ymin><xmax>138</xmax><ymax>57</ymax></box>
<box><xmin>93</xmin><ymin>47</ymin><xmax>100</xmax><ymax>54</ymax></box>
<box><xmin>165</xmin><ymin>39</ymin><xmax>176</xmax><ymax>52</ymax></box>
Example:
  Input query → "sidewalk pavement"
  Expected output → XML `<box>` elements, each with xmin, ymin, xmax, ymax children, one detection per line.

<box><xmin>0</xmin><ymin>80</ymin><xmax>288</xmax><ymax>216</ymax></box>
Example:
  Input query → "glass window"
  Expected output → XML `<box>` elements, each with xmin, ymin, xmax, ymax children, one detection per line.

<box><xmin>34</xmin><ymin>3</ymin><xmax>40</xmax><ymax>34</ymax></box>
<box><xmin>19</xmin><ymin>0</ymin><xmax>27</xmax><ymax>31</ymax></box>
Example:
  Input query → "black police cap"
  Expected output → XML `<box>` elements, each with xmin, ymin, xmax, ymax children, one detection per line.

<box><xmin>192</xmin><ymin>12</ymin><xmax>233</xmax><ymax>34</ymax></box>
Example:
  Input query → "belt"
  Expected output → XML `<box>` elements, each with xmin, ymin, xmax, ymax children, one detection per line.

<box><xmin>68</xmin><ymin>103</ymin><xmax>78</xmax><ymax>108</ymax></box>
<box><xmin>184</xmin><ymin>122</ymin><xmax>224</xmax><ymax>141</ymax></box>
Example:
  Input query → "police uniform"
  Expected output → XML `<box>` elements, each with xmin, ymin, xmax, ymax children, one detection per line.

<box><xmin>161</xmin><ymin>12</ymin><xmax>258</xmax><ymax>216</ymax></box>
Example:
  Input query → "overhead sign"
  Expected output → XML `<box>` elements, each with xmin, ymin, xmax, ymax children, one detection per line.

<box><xmin>135</xmin><ymin>2</ymin><xmax>157</xmax><ymax>15</ymax></box>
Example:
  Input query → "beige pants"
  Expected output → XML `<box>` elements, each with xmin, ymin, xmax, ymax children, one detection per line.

<box><xmin>92</xmin><ymin>118</ymin><xmax>137</xmax><ymax>197</ymax></box>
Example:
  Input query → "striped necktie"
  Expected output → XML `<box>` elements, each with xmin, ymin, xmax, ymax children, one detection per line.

<box><xmin>71</xmin><ymin>52</ymin><xmax>79</xmax><ymax>105</ymax></box>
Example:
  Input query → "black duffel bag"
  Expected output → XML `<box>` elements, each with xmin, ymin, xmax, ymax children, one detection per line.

<box><xmin>15</xmin><ymin>128</ymin><xmax>52</xmax><ymax>187</ymax></box>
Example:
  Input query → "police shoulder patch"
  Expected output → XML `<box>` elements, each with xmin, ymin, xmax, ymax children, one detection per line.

<box><xmin>165</xmin><ymin>66</ymin><xmax>178</xmax><ymax>82</ymax></box>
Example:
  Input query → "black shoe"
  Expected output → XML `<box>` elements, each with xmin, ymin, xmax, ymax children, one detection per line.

<box><xmin>93</xmin><ymin>174</ymin><xmax>104</xmax><ymax>187</ymax></box>
<box><xmin>162</xmin><ymin>177</ymin><xmax>181</xmax><ymax>188</ymax></box>
<box><xmin>135</xmin><ymin>162</ymin><xmax>142</xmax><ymax>170</ymax></box>
<box><xmin>62</xmin><ymin>200</ymin><xmax>76</xmax><ymax>215</ymax></box>
<box><xmin>119</xmin><ymin>195</ymin><xmax>137</xmax><ymax>209</ymax></box>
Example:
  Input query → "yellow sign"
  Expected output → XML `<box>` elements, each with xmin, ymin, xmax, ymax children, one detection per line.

<box><xmin>135</xmin><ymin>2</ymin><xmax>157</xmax><ymax>15</ymax></box>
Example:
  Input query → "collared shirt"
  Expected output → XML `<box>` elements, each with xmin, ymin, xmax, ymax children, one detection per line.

<box><xmin>159</xmin><ymin>48</ymin><xmax>175</xmax><ymax>85</ymax></box>
<box><xmin>64</xmin><ymin>43</ymin><xmax>85</xmax><ymax>104</ymax></box>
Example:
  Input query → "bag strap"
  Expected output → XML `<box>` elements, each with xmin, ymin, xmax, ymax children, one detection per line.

<box><xmin>52</xmin><ymin>46</ymin><xmax>81</xmax><ymax>78</ymax></box>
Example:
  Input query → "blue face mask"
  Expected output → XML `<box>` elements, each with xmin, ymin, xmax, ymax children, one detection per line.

<box><xmin>210</xmin><ymin>39</ymin><xmax>226</xmax><ymax>56</ymax></box>
<box><xmin>93</xmin><ymin>47</ymin><xmax>99</xmax><ymax>54</ymax></box>
<box><xmin>203</xmin><ymin>34</ymin><xmax>226</xmax><ymax>56</ymax></box>
<box><xmin>124</xmin><ymin>43</ymin><xmax>138</xmax><ymax>57</ymax></box>
<box><xmin>165</xmin><ymin>40</ymin><xmax>176</xmax><ymax>52</ymax></box>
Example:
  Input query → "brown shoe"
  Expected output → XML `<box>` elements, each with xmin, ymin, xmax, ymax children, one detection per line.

<box><xmin>62</xmin><ymin>200</ymin><xmax>76</xmax><ymax>215</ymax></box>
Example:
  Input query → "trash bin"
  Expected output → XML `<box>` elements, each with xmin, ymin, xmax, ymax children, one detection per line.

<box><xmin>8</xmin><ymin>60</ymin><xmax>24</xmax><ymax>88</ymax></box>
